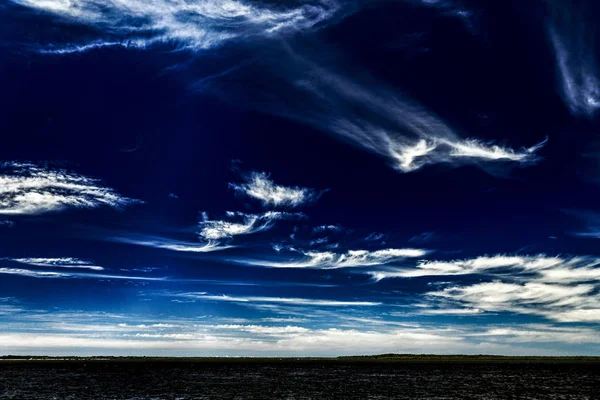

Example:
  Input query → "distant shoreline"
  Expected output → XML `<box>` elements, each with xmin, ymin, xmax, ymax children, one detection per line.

<box><xmin>2</xmin><ymin>354</ymin><xmax>600</xmax><ymax>364</ymax></box>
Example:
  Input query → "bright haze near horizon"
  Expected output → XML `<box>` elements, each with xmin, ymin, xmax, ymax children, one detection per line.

<box><xmin>1</xmin><ymin>0</ymin><xmax>600</xmax><ymax>357</ymax></box>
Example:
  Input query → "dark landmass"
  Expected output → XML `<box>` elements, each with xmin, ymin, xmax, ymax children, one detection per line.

<box><xmin>2</xmin><ymin>354</ymin><xmax>600</xmax><ymax>399</ymax></box>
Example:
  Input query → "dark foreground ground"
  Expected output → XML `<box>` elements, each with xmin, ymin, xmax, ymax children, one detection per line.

<box><xmin>1</xmin><ymin>356</ymin><xmax>600</xmax><ymax>399</ymax></box>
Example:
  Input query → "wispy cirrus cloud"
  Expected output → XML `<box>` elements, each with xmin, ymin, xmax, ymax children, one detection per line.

<box><xmin>230</xmin><ymin>172</ymin><xmax>321</xmax><ymax>208</ymax></box>
<box><xmin>10</xmin><ymin>0</ymin><xmax>341</xmax><ymax>52</ymax></box>
<box><xmin>364</xmin><ymin>232</ymin><xmax>384</xmax><ymax>241</ymax></box>
<box><xmin>199</xmin><ymin>211</ymin><xmax>302</xmax><ymax>240</ymax></box>
<box><xmin>12</xmin><ymin>1</ymin><xmax>546</xmax><ymax>175</ymax></box>
<box><xmin>371</xmin><ymin>254</ymin><xmax>600</xmax><ymax>282</ymax></box>
<box><xmin>110</xmin><ymin>235</ymin><xmax>232</xmax><ymax>253</ymax></box>
<box><xmin>210</xmin><ymin>48</ymin><xmax>547</xmax><ymax>174</ymax></box>
<box><xmin>411</xmin><ymin>0</ymin><xmax>480</xmax><ymax>35</ymax></box>
<box><xmin>370</xmin><ymin>253</ymin><xmax>600</xmax><ymax>323</ymax></box>
<box><xmin>0</xmin><ymin>162</ymin><xmax>140</xmax><ymax>215</ymax></box>
<box><xmin>408</xmin><ymin>231</ymin><xmax>434</xmax><ymax>244</ymax></box>
<box><xmin>566</xmin><ymin>209</ymin><xmax>600</xmax><ymax>239</ymax></box>
<box><xmin>235</xmin><ymin>248</ymin><xmax>429</xmax><ymax>269</ymax></box>
<box><xmin>0</xmin><ymin>267</ymin><xmax>70</xmax><ymax>279</ymax></box>
<box><xmin>107</xmin><ymin>206</ymin><xmax>303</xmax><ymax>254</ymax></box>
<box><xmin>0</xmin><ymin>267</ymin><xmax>164</xmax><ymax>281</ymax></box>
<box><xmin>10</xmin><ymin>257</ymin><xmax>104</xmax><ymax>271</ymax></box>
<box><xmin>546</xmin><ymin>0</ymin><xmax>600</xmax><ymax>118</ymax></box>
<box><xmin>176</xmin><ymin>292</ymin><xmax>381</xmax><ymax>307</ymax></box>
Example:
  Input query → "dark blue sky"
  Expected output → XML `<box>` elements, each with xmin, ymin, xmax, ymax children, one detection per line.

<box><xmin>1</xmin><ymin>0</ymin><xmax>600</xmax><ymax>356</ymax></box>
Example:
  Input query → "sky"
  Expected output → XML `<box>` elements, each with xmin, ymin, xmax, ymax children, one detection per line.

<box><xmin>1</xmin><ymin>0</ymin><xmax>600</xmax><ymax>356</ymax></box>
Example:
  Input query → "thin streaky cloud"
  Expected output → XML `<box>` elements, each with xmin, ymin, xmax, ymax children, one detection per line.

<box><xmin>0</xmin><ymin>267</ymin><xmax>70</xmax><ymax>279</ymax></box>
<box><xmin>37</xmin><ymin>40</ymin><xmax>147</xmax><ymax>54</ymax></box>
<box><xmin>178</xmin><ymin>293</ymin><xmax>381</xmax><ymax>307</ymax></box>
<box><xmin>364</xmin><ymin>232</ymin><xmax>384</xmax><ymax>241</ymax></box>
<box><xmin>411</xmin><ymin>0</ymin><xmax>480</xmax><ymax>35</ymax></box>
<box><xmin>11</xmin><ymin>257</ymin><xmax>104</xmax><ymax>271</ymax></box>
<box><xmin>408</xmin><ymin>232</ymin><xmax>434</xmax><ymax>244</ymax></box>
<box><xmin>0</xmin><ymin>267</ymin><xmax>165</xmax><ymax>281</ymax></box>
<box><xmin>234</xmin><ymin>248</ymin><xmax>429</xmax><ymax>269</ymax></box>
<box><xmin>110</xmin><ymin>235</ymin><xmax>232</xmax><ymax>253</ymax></box>
<box><xmin>546</xmin><ymin>0</ymin><xmax>600</xmax><ymax>118</ymax></box>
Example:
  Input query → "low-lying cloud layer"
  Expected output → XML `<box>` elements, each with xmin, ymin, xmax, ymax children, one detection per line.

<box><xmin>1</xmin><ymin>303</ymin><xmax>599</xmax><ymax>356</ymax></box>
<box><xmin>0</xmin><ymin>162</ymin><xmax>140</xmax><ymax>215</ymax></box>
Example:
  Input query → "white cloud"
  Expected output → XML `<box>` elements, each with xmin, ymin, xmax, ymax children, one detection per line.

<box><xmin>230</xmin><ymin>172</ymin><xmax>320</xmax><ymax>208</ymax></box>
<box><xmin>389</xmin><ymin>137</ymin><xmax>546</xmax><ymax>173</ymax></box>
<box><xmin>550</xmin><ymin>309</ymin><xmax>600</xmax><ymax>323</ymax></box>
<box><xmin>370</xmin><ymin>253</ymin><xmax>600</xmax><ymax>323</ymax></box>
<box><xmin>371</xmin><ymin>254</ymin><xmax>600</xmax><ymax>282</ymax></box>
<box><xmin>313</xmin><ymin>225</ymin><xmax>342</xmax><ymax>233</ymax></box>
<box><xmin>445</xmin><ymin>138</ymin><xmax>547</xmax><ymax>161</ymax></box>
<box><xmin>429</xmin><ymin>281</ymin><xmax>600</xmax><ymax>322</ymax></box>
<box><xmin>0</xmin><ymin>162</ymin><xmax>140</xmax><ymax>215</ymax></box>
<box><xmin>199</xmin><ymin>211</ymin><xmax>301</xmax><ymax>240</ymax></box>
<box><xmin>11</xmin><ymin>0</ymin><xmax>340</xmax><ymax>52</ymax></box>
<box><xmin>11</xmin><ymin>257</ymin><xmax>104</xmax><ymax>271</ymax></box>
<box><xmin>179</xmin><ymin>293</ymin><xmax>381</xmax><ymax>307</ymax></box>
<box><xmin>236</xmin><ymin>248</ymin><xmax>429</xmax><ymax>269</ymax></box>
